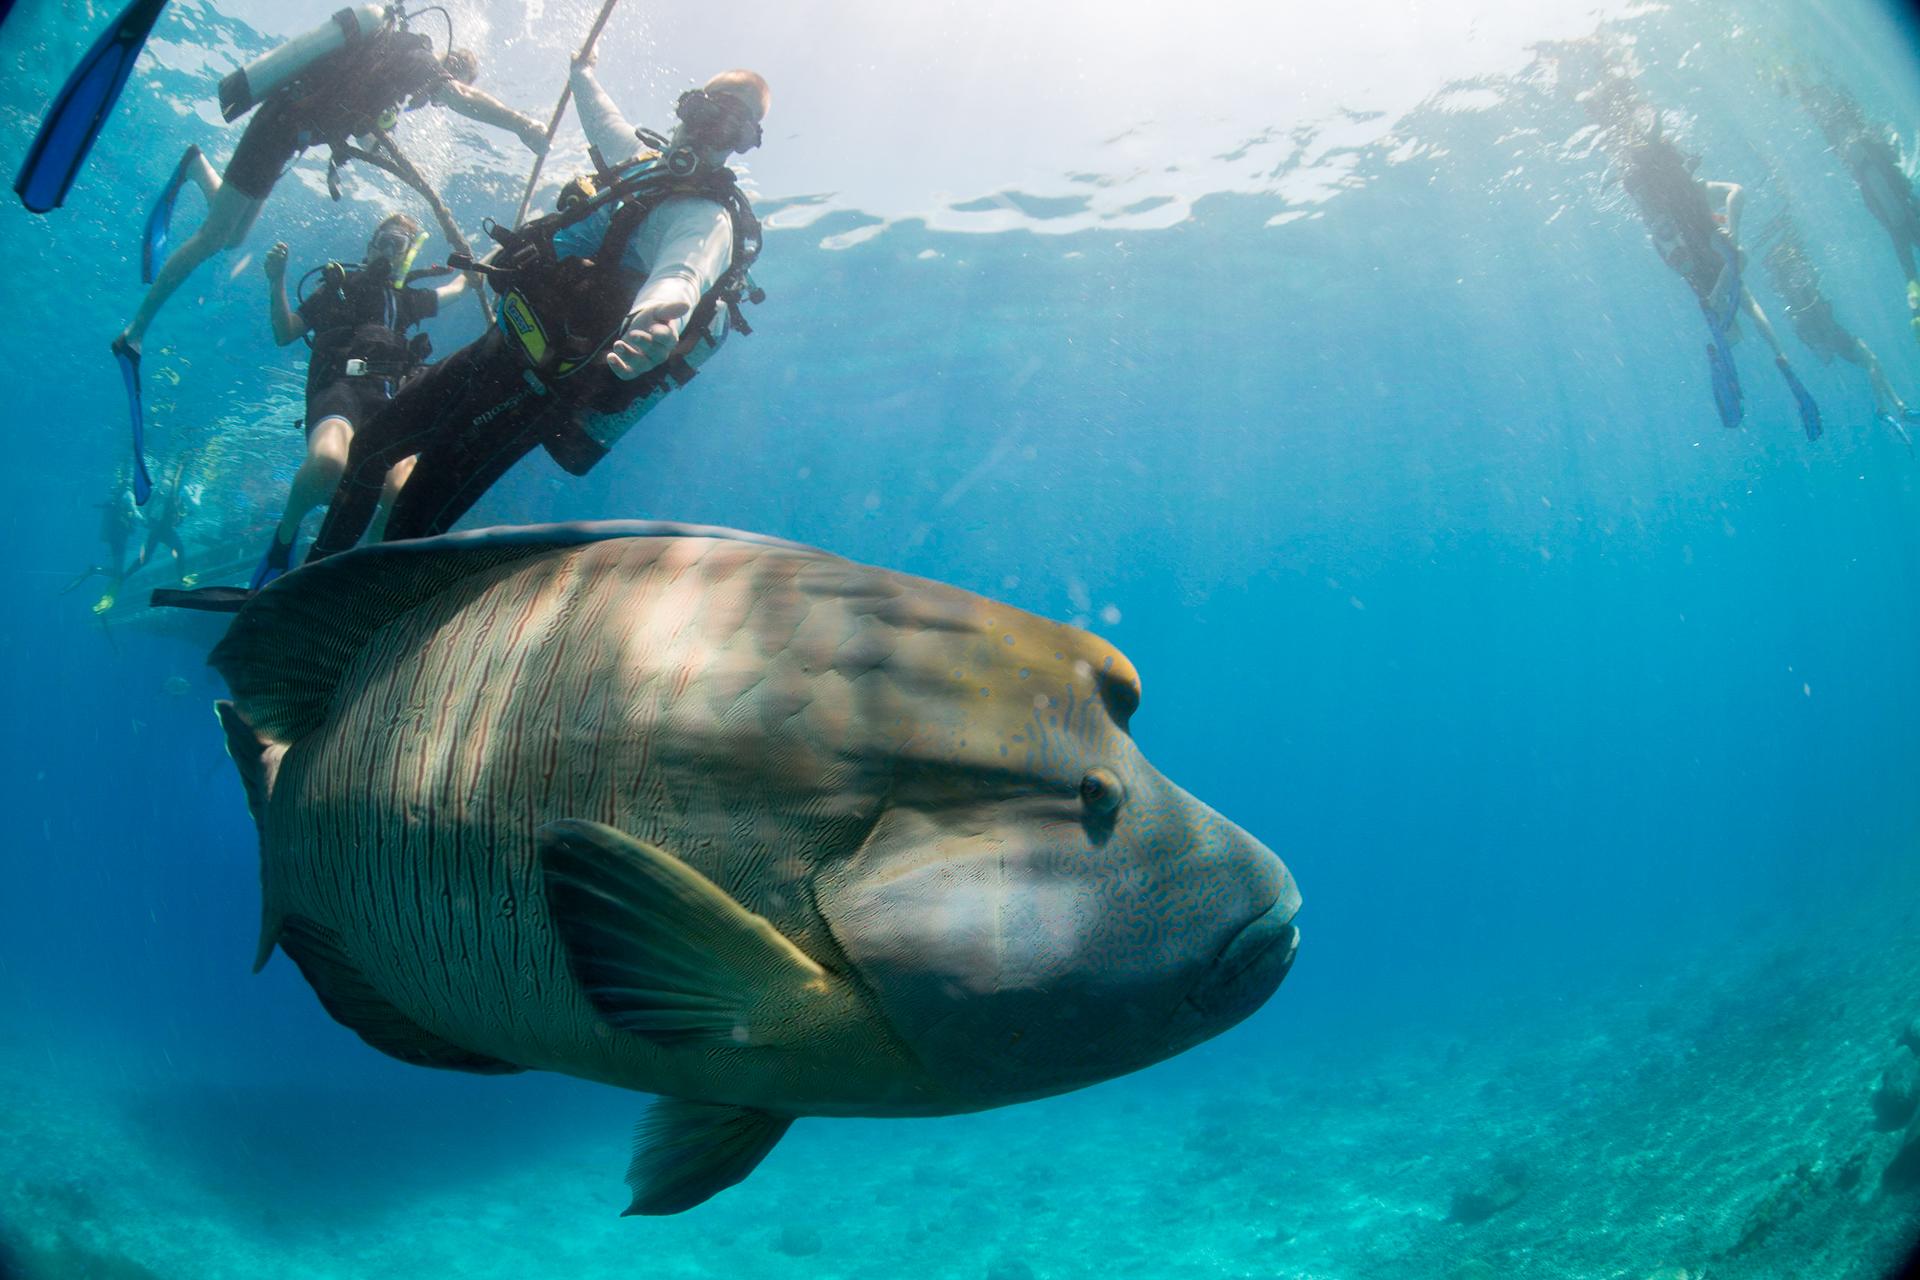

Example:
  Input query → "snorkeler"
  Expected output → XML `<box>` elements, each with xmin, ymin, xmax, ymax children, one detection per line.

<box><xmin>248</xmin><ymin>212</ymin><xmax>466</xmax><ymax>587</ymax></box>
<box><xmin>1764</xmin><ymin>218</ymin><xmax>1916</xmax><ymax>451</ymax></box>
<box><xmin>1797</xmin><ymin>80</ymin><xmax>1920</xmax><ymax>344</ymax></box>
<box><xmin>304</xmin><ymin>63</ymin><xmax>769</xmax><ymax>561</ymax></box>
<box><xmin>1618</xmin><ymin>125</ymin><xmax>1822</xmax><ymax>440</ymax></box>
<box><xmin>109</xmin><ymin>7</ymin><xmax>546</xmax><ymax>499</ymax></box>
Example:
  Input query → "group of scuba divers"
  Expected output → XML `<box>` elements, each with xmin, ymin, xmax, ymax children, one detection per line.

<box><xmin>1581</xmin><ymin>46</ymin><xmax>1920</xmax><ymax>447</ymax></box>
<box><xmin>32</xmin><ymin>3</ymin><xmax>770</xmax><ymax>601</ymax></box>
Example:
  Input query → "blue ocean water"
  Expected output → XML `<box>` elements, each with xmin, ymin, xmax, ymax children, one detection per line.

<box><xmin>3</xmin><ymin>0</ymin><xmax>1920</xmax><ymax>1275</ymax></box>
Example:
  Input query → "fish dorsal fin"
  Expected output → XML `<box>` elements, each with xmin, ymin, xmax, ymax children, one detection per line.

<box><xmin>209</xmin><ymin>521</ymin><xmax>825</xmax><ymax>745</ymax></box>
<box><xmin>209</xmin><ymin>544</ymin><xmax>550</xmax><ymax>744</ymax></box>
<box><xmin>276</xmin><ymin>915</ymin><xmax>526</xmax><ymax>1076</ymax></box>
<box><xmin>538</xmin><ymin>819</ymin><xmax>863</xmax><ymax>1048</ymax></box>
<box><xmin>624</xmin><ymin>1098</ymin><xmax>792</xmax><ymax>1215</ymax></box>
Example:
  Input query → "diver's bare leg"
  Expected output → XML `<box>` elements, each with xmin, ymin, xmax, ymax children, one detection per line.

<box><xmin>276</xmin><ymin>417</ymin><xmax>353</xmax><ymax>544</ymax></box>
<box><xmin>118</xmin><ymin>183</ymin><xmax>263</xmax><ymax>350</ymax></box>
<box><xmin>185</xmin><ymin>147</ymin><xmax>220</xmax><ymax>200</ymax></box>
<box><xmin>365</xmin><ymin>455</ymin><xmax>419</xmax><ymax>544</ymax></box>
<box><xmin>1741</xmin><ymin>291</ymin><xmax>1790</xmax><ymax>363</ymax></box>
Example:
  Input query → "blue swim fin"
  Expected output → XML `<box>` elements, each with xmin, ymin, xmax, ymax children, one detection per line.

<box><xmin>1707</xmin><ymin>337</ymin><xmax>1743</xmax><ymax>430</ymax></box>
<box><xmin>1776</xmin><ymin>358</ymin><xmax>1822</xmax><ymax>442</ymax></box>
<box><xmin>1878</xmin><ymin>411</ymin><xmax>1915</xmax><ymax>455</ymax></box>
<box><xmin>12</xmin><ymin>0</ymin><xmax>169</xmax><ymax>213</ymax></box>
<box><xmin>248</xmin><ymin>532</ymin><xmax>296</xmax><ymax>590</ymax></box>
<box><xmin>111</xmin><ymin>336</ymin><xmax>153</xmax><ymax>505</ymax></box>
<box><xmin>143</xmin><ymin>143</ymin><xmax>201</xmax><ymax>283</ymax></box>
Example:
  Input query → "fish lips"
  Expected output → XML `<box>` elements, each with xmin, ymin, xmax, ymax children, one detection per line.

<box><xmin>1186</xmin><ymin>900</ymin><xmax>1300</xmax><ymax>1023</ymax></box>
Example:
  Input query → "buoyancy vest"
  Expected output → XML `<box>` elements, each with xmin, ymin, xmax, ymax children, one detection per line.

<box><xmin>298</xmin><ymin>261</ymin><xmax>435</xmax><ymax>386</ymax></box>
<box><xmin>451</xmin><ymin>148</ymin><xmax>762</xmax><ymax>416</ymax></box>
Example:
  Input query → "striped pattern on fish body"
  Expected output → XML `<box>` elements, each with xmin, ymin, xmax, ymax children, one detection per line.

<box><xmin>210</xmin><ymin>521</ymin><xmax>1300</xmax><ymax>1215</ymax></box>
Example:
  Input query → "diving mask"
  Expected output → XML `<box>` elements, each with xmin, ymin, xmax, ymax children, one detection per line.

<box><xmin>368</xmin><ymin>228</ymin><xmax>430</xmax><ymax>286</ymax></box>
<box><xmin>674</xmin><ymin>88</ymin><xmax>761</xmax><ymax>153</ymax></box>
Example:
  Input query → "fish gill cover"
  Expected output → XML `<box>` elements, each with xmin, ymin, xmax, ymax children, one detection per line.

<box><xmin>3</xmin><ymin>0</ymin><xmax>1920</xmax><ymax>1275</ymax></box>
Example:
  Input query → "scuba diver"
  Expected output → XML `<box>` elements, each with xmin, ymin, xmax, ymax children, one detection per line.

<box><xmin>136</xmin><ymin>458</ymin><xmax>200</xmax><ymax>576</ymax></box>
<box><xmin>1617</xmin><ymin>123</ymin><xmax>1822</xmax><ymax>440</ymax></box>
<box><xmin>306</xmin><ymin>63</ymin><xmax>770</xmax><ymax>561</ymax></box>
<box><xmin>249</xmin><ymin>211</ymin><xmax>466</xmax><ymax>587</ymax></box>
<box><xmin>1798</xmin><ymin>79</ymin><xmax>1920</xmax><ymax>344</ymax></box>
<box><xmin>109</xmin><ymin>5</ymin><xmax>546</xmax><ymax>500</ymax></box>
<box><xmin>61</xmin><ymin>479</ymin><xmax>141</xmax><ymax>614</ymax></box>
<box><xmin>1764</xmin><ymin>218</ymin><xmax>1916</xmax><ymax>450</ymax></box>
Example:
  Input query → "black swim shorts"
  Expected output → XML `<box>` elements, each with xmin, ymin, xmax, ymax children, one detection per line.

<box><xmin>305</xmin><ymin>377</ymin><xmax>392</xmax><ymax>436</ymax></box>
<box><xmin>223</xmin><ymin>95</ymin><xmax>306</xmax><ymax>201</ymax></box>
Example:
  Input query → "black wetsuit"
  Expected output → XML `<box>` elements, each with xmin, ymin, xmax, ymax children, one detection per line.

<box><xmin>296</xmin><ymin>264</ymin><xmax>437</xmax><ymax>433</ymax></box>
<box><xmin>1765</xmin><ymin>237</ymin><xmax>1866</xmax><ymax>368</ymax></box>
<box><xmin>225</xmin><ymin>30</ymin><xmax>446</xmax><ymax>200</ymax></box>
<box><xmin>309</xmin><ymin>330</ymin><xmax>575</xmax><ymax>555</ymax></box>
<box><xmin>1804</xmin><ymin>84</ymin><xmax>1920</xmax><ymax>279</ymax></box>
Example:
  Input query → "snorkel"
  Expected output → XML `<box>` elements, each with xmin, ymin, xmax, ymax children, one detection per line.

<box><xmin>389</xmin><ymin>230</ymin><xmax>429</xmax><ymax>287</ymax></box>
<box><xmin>366</xmin><ymin>220</ymin><xmax>428</xmax><ymax>288</ymax></box>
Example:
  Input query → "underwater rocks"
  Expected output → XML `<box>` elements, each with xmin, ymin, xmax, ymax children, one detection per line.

<box><xmin>1726</xmin><ymin>1161</ymin><xmax>1819</xmax><ymax>1257</ymax></box>
<box><xmin>1878</xmin><ymin>1016</ymin><xmax>1920</xmax><ymax>1187</ymax></box>
<box><xmin>773</xmin><ymin>1224</ymin><xmax>824</xmax><ymax>1256</ymax></box>
<box><xmin>1446</xmin><ymin>1163</ymin><xmax>1530</xmax><ymax>1224</ymax></box>
<box><xmin>1899</xmin><ymin>1016</ymin><xmax>1920</xmax><ymax>1055</ymax></box>
<box><xmin>1871</xmin><ymin>1047</ymin><xmax>1920</xmax><ymax>1130</ymax></box>
<box><xmin>0</xmin><ymin>1227</ymin><xmax>164</xmax><ymax>1280</ymax></box>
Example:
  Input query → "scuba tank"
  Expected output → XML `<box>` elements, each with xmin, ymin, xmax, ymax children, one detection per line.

<box><xmin>218</xmin><ymin>5</ymin><xmax>389</xmax><ymax>122</ymax></box>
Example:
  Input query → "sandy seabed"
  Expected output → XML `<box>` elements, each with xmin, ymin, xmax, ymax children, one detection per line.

<box><xmin>4</xmin><ymin>869</ymin><xmax>1920</xmax><ymax>1280</ymax></box>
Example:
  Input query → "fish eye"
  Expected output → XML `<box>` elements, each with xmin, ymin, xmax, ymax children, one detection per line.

<box><xmin>1079</xmin><ymin>768</ymin><xmax>1125</xmax><ymax>814</ymax></box>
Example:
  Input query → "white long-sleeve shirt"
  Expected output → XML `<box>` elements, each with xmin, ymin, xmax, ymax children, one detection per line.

<box><xmin>554</xmin><ymin>67</ymin><xmax>745</xmax><ymax>448</ymax></box>
<box><xmin>556</xmin><ymin>66</ymin><xmax>732</xmax><ymax>323</ymax></box>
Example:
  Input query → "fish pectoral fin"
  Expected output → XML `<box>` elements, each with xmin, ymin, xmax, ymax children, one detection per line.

<box><xmin>215</xmin><ymin>700</ymin><xmax>283</xmax><ymax>823</ymax></box>
<box><xmin>539</xmin><ymin>819</ymin><xmax>856</xmax><ymax>1048</ymax></box>
<box><xmin>276</xmin><ymin>916</ymin><xmax>526</xmax><ymax>1076</ymax></box>
<box><xmin>216</xmin><ymin>700</ymin><xmax>288</xmax><ymax>973</ymax></box>
<box><xmin>623</xmin><ymin>1098</ymin><xmax>793</xmax><ymax>1215</ymax></box>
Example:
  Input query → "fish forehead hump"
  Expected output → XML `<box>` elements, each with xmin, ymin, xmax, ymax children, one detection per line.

<box><xmin>531</xmin><ymin>538</ymin><xmax>1140</xmax><ymax>785</ymax></box>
